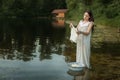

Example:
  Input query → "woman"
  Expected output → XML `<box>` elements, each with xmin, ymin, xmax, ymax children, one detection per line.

<box><xmin>70</xmin><ymin>10</ymin><xmax>94</xmax><ymax>69</ymax></box>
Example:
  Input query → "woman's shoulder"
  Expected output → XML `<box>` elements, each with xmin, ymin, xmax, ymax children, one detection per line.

<box><xmin>89</xmin><ymin>21</ymin><xmax>94</xmax><ymax>25</ymax></box>
<box><xmin>78</xmin><ymin>20</ymin><xmax>83</xmax><ymax>24</ymax></box>
<box><xmin>80</xmin><ymin>20</ymin><xmax>83</xmax><ymax>22</ymax></box>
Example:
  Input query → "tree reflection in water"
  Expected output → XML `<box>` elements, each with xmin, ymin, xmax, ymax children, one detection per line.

<box><xmin>0</xmin><ymin>18</ymin><xmax>66</xmax><ymax>61</ymax></box>
<box><xmin>0</xmin><ymin>18</ymin><xmax>120</xmax><ymax>80</ymax></box>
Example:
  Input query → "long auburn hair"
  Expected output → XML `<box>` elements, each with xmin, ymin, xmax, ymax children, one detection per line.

<box><xmin>84</xmin><ymin>10</ymin><xmax>94</xmax><ymax>32</ymax></box>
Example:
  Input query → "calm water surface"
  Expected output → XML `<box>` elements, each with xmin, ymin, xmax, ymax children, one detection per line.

<box><xmin>0</xmin><ymin>18</ymin><xmax>120</xmax><ymax>80</ymax></box>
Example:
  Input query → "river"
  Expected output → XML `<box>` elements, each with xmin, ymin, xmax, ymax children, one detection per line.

<box><xmin>0</xmin><ymin>18</ymin><xmax>120</xmax><ymax>80</ymax></box>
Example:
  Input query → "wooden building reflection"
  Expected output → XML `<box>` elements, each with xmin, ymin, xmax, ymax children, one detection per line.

<box><xmin>52</xmin><ymin>19</ymin><xmax>65</xmax><ymax>27</ymax></box>
<box><xmin>51</xmin><ymin>9</ymin><xmax>67</xmax><ymax>27</ymax></box>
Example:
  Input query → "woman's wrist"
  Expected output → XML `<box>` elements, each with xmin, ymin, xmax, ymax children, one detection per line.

<box><xmin>69</xmin><ymin>23</ymin><xmax>73</xmax><ymax>28</ymax></box>
<box><xmin>79</xmin><ymin>31</ymin><xmax>82</xmax><ymax>34</ymax></box>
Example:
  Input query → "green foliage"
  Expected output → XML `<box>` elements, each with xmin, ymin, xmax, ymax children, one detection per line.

<box><xmin>65</xmin><ymin>0</ymin><xmax>85</xmax><ymax>22</ymax></box>
<box><xmin>0</xmin><ymin>0</ymin><xmax>67</xmax><ymax>17</ymax></box>
<box><xmin>53</xmin><ymin>0</ymin><xmax>67</xmax><ymax>9</ymax></box>
<box><xmin>66</xmin><ymin>0</ymin><xmax>120</xmax><ymax>27</ymax></box>
<box><xmin>98</xmin><ymin>0</ymin><xmax>112</xmax><ymax>6</ymax></box>
<box><xmin>66</xmin><ymin>0</ymin><xmax>77</xmax><ymax>10</ymax></box>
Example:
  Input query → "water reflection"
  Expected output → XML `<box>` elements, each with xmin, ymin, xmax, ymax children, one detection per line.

<box><xmin>0</xmin><ymin>18</ymin><xmax>66</xmax><ymax>61</ymax></box>
<box><xmin>40</xmin><ymin>37</ymin><xmax>52</xmax><ymax>60</ymax></box>
<box><xmin>67</xmin><ymin>69</ymin><xmax>90</xmax><ymax>80</ymax></box>
<box><xmin>34</xmin><ymin>37</ymin><xmax>41</xmax><ymax>53</ymax></box>
<box><xmin>0</xmin><ymin>18</ymin><xmax>120</xmax><ymax>80</ymax></box>
<box><xmin>52</xmin><ymin>19</ymin><xmax>65</xmax><ymax>27</ymax></box>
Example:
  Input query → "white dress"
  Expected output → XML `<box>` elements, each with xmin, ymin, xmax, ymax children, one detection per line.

<box><xmin>76</xmin><ymin>20</ymin><xmax>92</xmax><ymax>68</ymax></box>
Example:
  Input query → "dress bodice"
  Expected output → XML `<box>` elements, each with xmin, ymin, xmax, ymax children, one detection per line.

<box><xmin>77</xmin><ymin>20</ymin><xmax>90</xmax><ymax>32</ymax></box>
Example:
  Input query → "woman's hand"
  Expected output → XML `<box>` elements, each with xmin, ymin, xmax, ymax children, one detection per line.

<box><xmin>77</xmin><ymin>31</ymin><xmax>83</xmax><ymax>35</ymax></box>
<box><xmin>76</xmin><ymin>28</ymin><xmax>80</xmax><ymax>35</ymax></box>
<box><xmin>69</xmin><ymin>23</ymin><xmax>73</xmax><ymax>28</ymax></box>
<box><xmin>76</xmin><ymin>31</ymin><xmax>80</xmax><ymax>35</ymax></box>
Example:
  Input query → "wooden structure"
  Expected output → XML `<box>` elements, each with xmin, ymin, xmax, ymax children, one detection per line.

<box><xmin>52</xmin><ymin>9</ymin><xmax>67</xmax><ymax>18</ymax></box>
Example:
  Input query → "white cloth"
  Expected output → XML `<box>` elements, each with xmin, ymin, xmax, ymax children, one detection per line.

<box><xmin>70</xmin><ymin>26</ymin><xmax>77</xmax><ymax>43</ymax></box>
<box><xmin>76</xmin><ymin>20</ymin><xmax>92</xmax><ymax>68</ymax></box>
